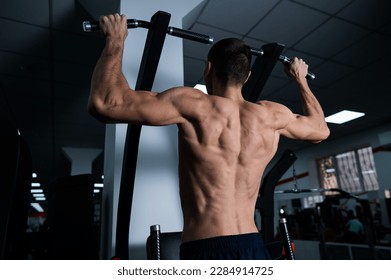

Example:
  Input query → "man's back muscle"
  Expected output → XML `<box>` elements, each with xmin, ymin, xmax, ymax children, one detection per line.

<box><xmin>178</xmin><ymin>94</ymin><xmax>280</xmax><ymax>242</ymax></box>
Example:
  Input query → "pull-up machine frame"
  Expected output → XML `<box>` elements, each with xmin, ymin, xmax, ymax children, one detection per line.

<box><xmin>244</xmin><ymin>44</ymin><xmax>315</xmax><ymax>103</ymax></box>
<box><xmin>83</xmin><ymin>10</ymin><xmax>315</xmax><ymax>259</ymax></box>
<box><xmin>84</xmin><ymin>11</ymin><xmax>213</xmax><ymax>259</ymax></box>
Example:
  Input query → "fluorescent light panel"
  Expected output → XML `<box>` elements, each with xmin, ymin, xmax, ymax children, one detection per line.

<box><xmin>30</xmin><ymin>203</ymin><xmax>44</xmax><ymax>212</ymax></box>
<box><xmin>31</xmin><ymin>189</ymin><xmax>43</xmax><ymax>193</ymax></box>
<box><xmin>194</xmin><ymin>84</ymin><xmax>208</xmax><ymax>94</ymax></box>
<box><xmin>325</xmin><ymin>110</ymin><xmax>365</xmax><ymax>124</ymax></box>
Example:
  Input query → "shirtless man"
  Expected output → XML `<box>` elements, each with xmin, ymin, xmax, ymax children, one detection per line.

<box><xmin>88</xmin><ymin>14</ymin><xmax>330</xmax><ymax>259</ymax></box>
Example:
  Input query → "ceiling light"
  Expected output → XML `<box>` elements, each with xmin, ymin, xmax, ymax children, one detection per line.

<box><xmin>325</xmin><ymin>110</ymin><xmax>365</xmax><ymax>124</ymax></box>
<box><xmin>194</xmin><ymin>84</ymin><xmax>208</xmax><ymax>94</ymax></box>
<box><xmin>31</xmin><ymin>189</ymin><xmax>43</xmax><ymax>193</ymax></box>
<box><xmin>30</xmin><ymin>203</ymin><xmax>44</xmax><ymax>212</ymax></box>
<box><xmin>35</xmin><ymin>197</ymin><xmax>46</xmax><ymax>201</ymax></box>
<box><xmin>94</xmin><ymin>183</ymin><xmax>104</xmax><ymax>188</ymax></box>
<box><xmin>31</xmin><ymin>182</ymin><xmax>41</xmax><ymax>187</ymax></box>
<box><xmin>33</xmin><ymin>193</ymin><xmax>45</xmax><ymax>197</ymax></box>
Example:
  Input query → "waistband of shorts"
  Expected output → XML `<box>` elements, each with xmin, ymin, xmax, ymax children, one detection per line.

<box><xmin>180</xmin><ymin>232</ymin><xmax>264</xmax><ymax>252</ymax></box>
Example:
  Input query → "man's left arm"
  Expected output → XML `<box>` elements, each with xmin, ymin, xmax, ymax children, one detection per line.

<box><xmin>278</xmin><ymin>58</ymin><xmax>330</xmax><ymax>142</ymax></box>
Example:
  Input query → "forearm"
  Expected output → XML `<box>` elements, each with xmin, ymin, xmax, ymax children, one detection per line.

<box><xmin>91</xmin><ymin>39</ymin><xmax>127</xmax><ymax>99</ymax></box>
<box><xmin>88</xmin><ymin>14</ymin><xmax>130</xmax><ymax>117</ymax></box>
<box><xmin>296</xmin><ymin>78</ymin><xmax>322</xmax><ymax>116</ymax></box>
<box><xmin>88</xmin><ymin>38</ymin><xmax>129</xmax><ymax>118</ymax></box>
<box><xmin>296</xmin><ymin>78</ymin><xmax>330</xmax><ymax>139</ymax></box>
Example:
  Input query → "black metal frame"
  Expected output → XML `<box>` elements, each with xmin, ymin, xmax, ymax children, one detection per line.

<box><xmin>242</xmin><ymin>43</ymin><xmax>285</xmax><ymax>102</ymax></box>
<box><xmin>112</xmin><ymin>11</ymin><xmax>213</xmax><ymax>260</ymax></box>
<box><xmin>114</xmin><ymin>11</ymin><xmax>171</xmax><ymax>260</ymax></box>
<box><xmin>256</xmin><ymin>150</ymin><xmax>297</xmax><ymax>244</ymax></box>
<box><xmin>86</xmin><ymin>10</ymin><xmax>298</xmax><ymax>259</ymax></box>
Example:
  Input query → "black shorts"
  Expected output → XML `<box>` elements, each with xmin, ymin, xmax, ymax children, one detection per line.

<box><xmin>179</xmin><ymin>233</ymin><xmax>271</xmax><ymax>260</ymax></box>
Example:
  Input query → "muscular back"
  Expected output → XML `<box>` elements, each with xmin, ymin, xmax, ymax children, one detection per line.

<box><xmin>88</xmin><ymin>16</ymin><xmax>329</xmax><ymax>244</ymax></box>
<box><xmin>178</xmin><ymin>93</ymin><xmax>280</xmax><ymax>242</ymax></box>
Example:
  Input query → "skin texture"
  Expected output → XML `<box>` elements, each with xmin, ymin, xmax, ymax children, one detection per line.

<box><xmin>88</xmin><ymin>14</ymin><xmax>330</xmax><ymax>242</ymax></box>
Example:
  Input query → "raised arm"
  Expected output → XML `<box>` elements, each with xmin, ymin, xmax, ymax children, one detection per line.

<box><xmin>87</xmin><ymin>14</ymin><xmax>130</xmax><ymax>122</ymax></box>
<box><xmin>274</xmin><ymin>57</ymin><xmax>330</xmax><ymax>143</ymax></box>
<box><xmin>87</xmin><ymin>14</ymin><xmax>205</xmax><ymax>126</ymax></box>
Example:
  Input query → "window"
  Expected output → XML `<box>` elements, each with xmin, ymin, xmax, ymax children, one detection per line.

<box><xmin>317</xmin><ymin>155</ymin><xmax>338</xmax><ymax>191</ymax></box>
<box><xmin>357</xmin><ymin>146</ymin><xmax>379</xmax><ymax>191</ymax></box>
<box><xmin>317</xmin><ymin>146</ymin><xmax>379</xmax><ymax>194</ymax></box>
<box><xmin>303</xmin><ymin>195</ymin><xmax>324</xmax><ymax>208</ymax></box>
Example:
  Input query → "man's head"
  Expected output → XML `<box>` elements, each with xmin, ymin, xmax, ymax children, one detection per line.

<box><xmin>205</xmin><ymin>38</ymin><xmax>251</xmax><ymax>92</ymax></box>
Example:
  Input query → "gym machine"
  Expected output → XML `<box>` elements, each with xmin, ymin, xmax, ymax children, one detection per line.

<box><xmin>255</xmin><ymin>150</ymin><xmax>298</xmax><ymax>260</ymax></box>
<box><xmin>83</xmin><ymin>10</ymin><xmax>316</xmax><ymax>260</ymax></box>
<box><xmin>83</xmin><ymin>10</ymin><xmax>213</xmax><ymax>260</ymax></box>
<box><xmin>244</xmin><ymin>44</ymin><xmax>315</xmax><ymax>103</ymax></box>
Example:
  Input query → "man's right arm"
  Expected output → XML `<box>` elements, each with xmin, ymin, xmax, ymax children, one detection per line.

<box><xmin>87</xmin><ymin>14</ymin><xmax>209</xmax><ymax>126</ymax></box>
<box><xmin>87</xmin><ymin>14</ymin><xmax>131</xmax><ymax>123</ymax></box>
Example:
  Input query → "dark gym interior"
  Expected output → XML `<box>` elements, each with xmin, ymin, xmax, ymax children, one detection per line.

<box><xmin>1</xmin><ymin>0</ymin><xmax>391</xmax><ymax>260</ymax></box>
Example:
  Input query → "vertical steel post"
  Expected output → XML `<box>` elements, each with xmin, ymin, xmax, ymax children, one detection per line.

<box><xmin>115</xmin><ymin>11</ymin><xmax>171</xmax><ymax>260</ymax></box>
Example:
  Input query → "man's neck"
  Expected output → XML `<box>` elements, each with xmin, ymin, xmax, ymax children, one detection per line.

<box><xmin>212</xmin><ymin>83</ymin><xmax>244</xmax><ymax>102</ymax></box>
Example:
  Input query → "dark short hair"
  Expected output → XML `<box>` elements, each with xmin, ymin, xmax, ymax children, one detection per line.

<box><xmin>207</xmin><ymin>38</ymin><xmax>251</xmax><ymax>85</ymax></box>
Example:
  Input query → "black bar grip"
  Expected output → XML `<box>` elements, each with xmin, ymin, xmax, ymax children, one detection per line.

<box><xmin>249</xmin><ymin>47</ymin><xmax>315</xmax><ymax>80</ymax></box>
<box><xmin>167</xmin><ymin>26</ymin><xmax>213</xmax><ymax>44</ymax></box>
<box><xmin>82</xmin><ymin>19</ymin><xmax>213</xmax><ymax>44</ymax></box>
<box><xmin>82</xmin><ymin>19</ymin><xmax>150</xmax><ymax>32</ymax></box>
<box><xmin>82</xmin><ymin>20</ymin><xmax>99</xmax><ymax>32</ymax></box>
<box><xmin>250</xmin><ymin>48</ymin><xmax>264</xmax><ymax>56</ymax></box>
<box><xmin>279</xmin><ymin>55</ymin><xmax>316</xmax><ymax>80</ymax></box>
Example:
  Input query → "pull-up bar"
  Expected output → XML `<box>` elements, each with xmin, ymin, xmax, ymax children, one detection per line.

<box><xmin>250</xmin><ymin>48</ymin><xmax>316</xmax><ymax>80</ymax></box>
<box><xmin>83</xmin><ymin>10</ymin><xmax>314</xmax><ymax>259</ymax></box>
<box><xmin>82</xmin><ymin>17</ymin><xmax>214</xmax><ymax>45</ymax></box>
<box><xmin>83</xmin><ymin>10</ymin><xmax>212</xmax><ymax>260</ymax></box>
<box><xmin>243</xmin><ymin>43</ymin><xmax>316</xmax><ymax>103</ymax></box>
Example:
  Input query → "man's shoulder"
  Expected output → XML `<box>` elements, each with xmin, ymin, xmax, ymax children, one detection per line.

<box><xmin>254</xmin><ymin>99</ymin><xmax>290</xmax><ymax>113</ymax></box>
<box><xmin>255</xmin><ymin>99</ymin><xmax>278</xmax><ymax>107</ymax></box>
<box><xmin>165</xmin><ymin>86</ymin><xmax>209</xmax><ymax>100</ymax></box>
